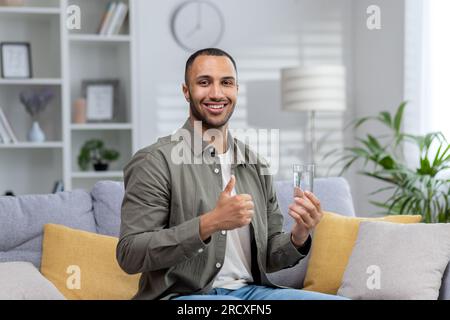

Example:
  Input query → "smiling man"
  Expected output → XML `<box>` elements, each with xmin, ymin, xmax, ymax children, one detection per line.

<box><xmin>117</xmin><ymin>48</ymin><xmax>347</xmax><ymax>300</ymax></box>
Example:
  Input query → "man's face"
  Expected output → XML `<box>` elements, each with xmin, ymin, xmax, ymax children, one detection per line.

<box><xmin>183</xmin><ymin>55</ymin><xmax>238</xmax><ymax>129</ymax></box>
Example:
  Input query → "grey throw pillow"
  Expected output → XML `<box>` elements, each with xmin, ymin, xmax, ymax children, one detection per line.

<box><xmin>337</xmin><ymin>221</ymin><xmax>450</xmax><ymax>300</ymax></box>
<box><xmin>0</xmin><ymin>262</ymin><xmax>65</xmax><ymax>300</ymax></box>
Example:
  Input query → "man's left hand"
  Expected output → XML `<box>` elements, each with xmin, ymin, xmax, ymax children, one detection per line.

<box><xmin>288</xmin><ymin>187</ymin><xmax>323</xmax><ymax>247</ymax></box>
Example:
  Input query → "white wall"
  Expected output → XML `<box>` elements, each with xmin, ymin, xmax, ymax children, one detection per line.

<box><xmin>352</xmin><ymin>0</ymin><xmax>405</xmax><ymax>216</ymax></box>
<box><xmin>135</xmin><ymin>0</ymin><xmax>347</xmax><ymax>143</ymax></box>
<box><xmin>134</xmin><ymin>0</ymin><xmax>406</xmax><ymax>216</ymax></box>
<box><xmin>135</xmin><ymin>0</ymin><xmax>352</xmax><ymax>179</ymax></box>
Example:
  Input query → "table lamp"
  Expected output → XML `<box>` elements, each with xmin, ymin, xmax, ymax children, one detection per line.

<box><xmin>281</xmin><ymin>65</ymin><xmax>347</xmax><ymax>164</ymax></box>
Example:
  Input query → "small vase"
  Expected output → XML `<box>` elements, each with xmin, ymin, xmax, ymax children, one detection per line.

<box><xmin>28</xmin><ymin>121</ymin><xmax>46</xmax><ymax>143</ymax></box>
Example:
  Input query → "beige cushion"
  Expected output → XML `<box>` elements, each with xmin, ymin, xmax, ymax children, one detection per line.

<box><xmin>338</xmin><ymin>221</ymin><xmax>450</xmax><ymax>299</ymax></box>
<box><xmin>0</xmin><ymin>262</ymin><xmax>65</xmax><ymax>300</ymax></box>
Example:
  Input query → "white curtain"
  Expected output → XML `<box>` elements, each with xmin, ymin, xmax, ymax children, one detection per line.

<box><xmin>404</xmin><ymin>0</ymin><xmax>450</xmax><ymax>139</ymax></box>
<box><xmin>404</xmin><ymin>0</ymin><xmax>450</xmax><ymax>174</ymax></box>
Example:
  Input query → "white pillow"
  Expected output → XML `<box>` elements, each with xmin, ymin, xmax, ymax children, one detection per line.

<box><xmin>337</xmin><ymin>221</ymin><xmax>450</xmax><ymax>300</ymax></box>
<box><xmin>0</xmin><ymin>262</ymin><xmax>65</xmax><ymax>300</ymax></box>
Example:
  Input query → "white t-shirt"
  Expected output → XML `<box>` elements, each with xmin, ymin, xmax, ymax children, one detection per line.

<box><xmin>212</xmin><ymin>148</ymin><xmax>254</xmax><ymax>290</ymax></box>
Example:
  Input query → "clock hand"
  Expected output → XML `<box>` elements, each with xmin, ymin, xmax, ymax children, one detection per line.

<box><xmin>186</xmin><ymin>2</ymin><xmax>202</xmax><ymax>38</ymax></box>
<box><xmin>186</xmin><ymin>23</ymin><xmax>200</xmax><ymax>38</ymax></box>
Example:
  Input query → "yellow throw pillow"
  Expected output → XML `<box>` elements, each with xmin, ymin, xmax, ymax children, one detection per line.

<box><xmin>40</xmin><ymin>224</ymin><xmax>140</xmax><ymax>300</ymax></box>
<box><xmin>302</xmin><ymin>212</ymin><xmax>422</xmax><ymax>295</ymax></box>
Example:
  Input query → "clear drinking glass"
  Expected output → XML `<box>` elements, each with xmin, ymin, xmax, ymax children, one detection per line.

<box><xmin>293</xmin><ymin>164</ymin><xmax>315</xmax><ymax>193</ymax></box>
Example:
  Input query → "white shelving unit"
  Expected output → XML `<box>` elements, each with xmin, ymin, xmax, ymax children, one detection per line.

<box><xmin>0</xmin><ymin>6</ymin><xmax>60</xmax><ymax>14</ymax></box>
<box><xmin>71</xmin><ymin>171</ymin><xmax>123</xmax><ymax>179</ymax></box>
<box><xmin>69</xmin><ymin>34</ymin><xmax>131</xmax><ymax>42</ymax></box>
<box><xmin>0</xmin><ymin>0</ymin><xmax>138</xmax><ymax>195</ymax></box>
<box><xmin>0</xmin><ymin>79</ymin><xmax>63</xmax><ymax>85</ymax></box>
<box><xmin>0</xmin><ymin>142</ymin><xmax>64</xmax><ymax>149</ymax></box>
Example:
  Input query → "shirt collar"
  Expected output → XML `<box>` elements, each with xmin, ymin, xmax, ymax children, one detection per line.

<box><xmin>177</xmin><ymin>118</ymin><xmax>248</xmax><ymax>167</ymax></box>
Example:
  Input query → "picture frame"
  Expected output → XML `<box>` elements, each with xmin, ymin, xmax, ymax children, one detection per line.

<box><xmin>81</xmin><ymin>79</ymin><xmax>119</xmax><ymax>122</ymax></box>
<box><xmin>0</xmin><ymin>42</ymin><xmax>32</xmax><ymax>79</ymax></box>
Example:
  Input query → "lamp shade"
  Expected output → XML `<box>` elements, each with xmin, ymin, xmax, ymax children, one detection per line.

<box><xmin>281</xmin><ymin>65</ymin><xmax>347</xmax><ymax>112</ymax></box>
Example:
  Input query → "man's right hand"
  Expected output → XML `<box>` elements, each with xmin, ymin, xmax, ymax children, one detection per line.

<box><xmin>199</xmin><ymin>175</ymin><xmax>254</xmax><ymax>241</ymax></box>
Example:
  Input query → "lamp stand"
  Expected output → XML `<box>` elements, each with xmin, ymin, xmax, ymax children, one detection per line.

<box><xmin>309</xmin><ymin>110</ymin><xmax>316</xmax><ymax>165</ymax></box>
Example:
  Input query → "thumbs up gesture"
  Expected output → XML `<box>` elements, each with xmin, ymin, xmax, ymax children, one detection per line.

<box><xmin>199</xmin><ymin>175</ymin><xmax>254</xmax><ymax>240</ymax></box>
<box><xmin>214</xmin><ymin>175</ymin><xmax>254</xmax><ymax>230</ymax></box>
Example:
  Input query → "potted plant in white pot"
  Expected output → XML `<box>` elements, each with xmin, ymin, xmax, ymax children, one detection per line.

<box><xmin>78</xmin><ymin>139</ymin><xmax>120</xmax><ymax>171</ymax></box>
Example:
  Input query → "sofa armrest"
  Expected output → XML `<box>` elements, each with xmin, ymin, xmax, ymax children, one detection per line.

<box><xmin>267</xmin><ymin>253</ymin><xmax>311</xmax><ymax>289</ymax></box>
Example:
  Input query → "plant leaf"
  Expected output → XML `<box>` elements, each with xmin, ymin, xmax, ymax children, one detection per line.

<box><xmin>378</xmin><ymin>111</ymin><xmax>393</xmax><ymax>129</ymax></box>
<box><xmin>393</xmin><ymin>101</ymin><xmax>407</xmax><ymax>134</ymax></box>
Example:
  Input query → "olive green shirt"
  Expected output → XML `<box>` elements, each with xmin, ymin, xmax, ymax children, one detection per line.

<box><xmin>117</xmin><ymin>119</ymin><xmax>311</xmax><ymax>300</ymax></box>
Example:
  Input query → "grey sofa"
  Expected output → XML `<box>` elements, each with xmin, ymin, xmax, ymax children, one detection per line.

<box><xmin>0</xmin><ymin>177</ymin><xmax>448</xmax><ymax>299</ymax></box>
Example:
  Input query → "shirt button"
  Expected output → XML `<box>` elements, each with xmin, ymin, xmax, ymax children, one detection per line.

<box><xmin>198</xmin><ymin>248</ymin><xmax>204</xmax><ymax>253</ymax></box>
<box><xmin>221</xmin><ymin>230</ymin><xmax>226</xmax><ymax>235</ymax></box>
<box><xmin>216</xmin><ymin>262</ymin><xmax>222</xmax><ymax>269</ymax></box>
<box><xmin>214</xmin><ymin>168</ymin><xmax>220</xmax><ymax>174</ymax></box>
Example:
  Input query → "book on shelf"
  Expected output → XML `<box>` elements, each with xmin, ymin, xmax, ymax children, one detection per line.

<box><xmin>0</xmin><ymin>115</ymin><xmax>10</xmax><ymax>144</ymax></box>
<box><xmin>98</xmin><ymin>1</ymin><xmax>129</xmax><ymax>36</ymax></box>
<box><xmin>98</xmin><ymin>1</ymin><xmax>117</xmax><ymax>35</ymax></box>
<box><xmin>107</xmin><ymin>2</ymin><xmax>129</xmax><ymax>35</ymax></box>
<box><xmin>0</xmin><ymin>107</ymin><xmax>18</xmax><ymax>144</ymax></box>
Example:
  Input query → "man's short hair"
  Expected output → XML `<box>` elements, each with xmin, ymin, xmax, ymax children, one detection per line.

<box><xmin>184</xmin><ymin>48</ymin><xmax>238</xmax><ymax>85</ymax></box>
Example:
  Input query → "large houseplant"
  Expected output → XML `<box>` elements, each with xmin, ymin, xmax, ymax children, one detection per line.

<box><xmin>331</xmin><ymin>102</ymin><xmax>450</xmax><ymax>223</ymax></box>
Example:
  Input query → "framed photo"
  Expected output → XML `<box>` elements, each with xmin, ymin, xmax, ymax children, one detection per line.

<box><xmin>82</xmin><ymin>79</ymin><xmax>119</xmax><ymax>122</ymax></box>
<box><xmin>0</xmin><ymin>42</ymin><xmax>32</xmax><ymax>79</ymax></box>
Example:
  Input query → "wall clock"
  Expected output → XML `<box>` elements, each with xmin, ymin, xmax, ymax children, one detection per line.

<box><xmin>170</xmin><ymin>0</ymin><xmax>225</xmax><ymax>52</ymax></box>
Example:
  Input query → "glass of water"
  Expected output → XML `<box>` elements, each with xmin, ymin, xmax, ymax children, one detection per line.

<box><xmin>293</xmin><ymin>164</ymin><xmax>315</xmax><ymax>193</ymax></box>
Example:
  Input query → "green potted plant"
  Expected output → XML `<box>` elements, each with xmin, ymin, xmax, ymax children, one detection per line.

<box><xmin>329</xmin><ymin>102</ymin><xmax>450</xmax><ymax>223</ymax></box>
<box><xmin>78</xmin><ymin>139</ymin><xmax>120</xmax><ymax>172</ymax></box>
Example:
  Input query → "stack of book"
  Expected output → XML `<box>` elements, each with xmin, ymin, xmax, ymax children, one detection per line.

<box><xmin>0</xmin><ymin>107</ymin><xmax>18</xmax><ymax>144</ymax></box>
<box><xmin>97</xmin><ymin>1</ymin><xmax>129</xmax><ymax>36</ymax></box>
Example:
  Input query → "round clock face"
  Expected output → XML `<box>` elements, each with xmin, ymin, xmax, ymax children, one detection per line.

<box><xmin>170</xmin><ymin>0</ymin><xmax>225</xmax><ymax>52</ymax></box>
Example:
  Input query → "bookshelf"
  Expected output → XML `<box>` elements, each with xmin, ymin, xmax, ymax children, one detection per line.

<box><xmin>0</xmin><ymin>6</ymin><xmax>60</xmax><ymax>15</ymax></box>
<box><xmin>0</xmin><ymin>79</ymin><xmax>63</xmax><ymax>85</ymax></box>
<box><xmin>69</xmin><ymin>34</ymin><xmax>131</xmax><ymax>42</ymax></box>
<box><xmin>0</xmin><ymin>0</ymin><xmax>138</xmax><ymax>195</ymax></box>
<box><xmin>0</xmin><ymin>142</ymin><xmax>64</xmax><ymax>149</ymax></box>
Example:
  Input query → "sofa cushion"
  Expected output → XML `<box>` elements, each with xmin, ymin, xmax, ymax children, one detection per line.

<box><xmin>0</xmin><ymin>262</ymin><xmax>65</xmax><ymax>300</ymax></box>
<box><xmin>338</xmin><ymin>221</ymin><xmax>450</xmax><ymax>300</ymax></box>
<box><xmin>40</xmin><ymin>224</ymin><xmax>140</xmax><ymax>300</ymax></box>
<box><xmin>91</xmin><ymin>180</ymin><xmax>124</xmax><ymax>237</ymax></box>
<box><xmin>0</xmin><ymin>190</ymin><xmax>96</xmax><ymax>268</ymax></box>
<box><xmin>302</xmin><ymin>212</ymin><xmax>422</xmax><ymax>295</ymax></box>
<box><xmin>268</xmin><ymin>177</ymin><xmax>356</xmax><ymax>288</ymax></box>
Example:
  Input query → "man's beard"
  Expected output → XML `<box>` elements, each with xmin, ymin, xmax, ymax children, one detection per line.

<box><xmin>189</xmin><ymin>100</ymin><xmax>235</xmax><ymax>129</ymax></box>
